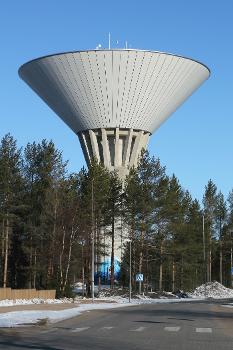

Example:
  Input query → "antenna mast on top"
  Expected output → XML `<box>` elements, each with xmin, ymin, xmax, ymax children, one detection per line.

<box><xmin>108</xmin><ymin>32</ymin><xmax>111</xmax><ymax>49</ymax></box>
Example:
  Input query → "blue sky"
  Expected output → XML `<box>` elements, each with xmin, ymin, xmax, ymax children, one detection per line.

<box><xmin>0</xmin><ymin>0</ymin><xmax>232</xmax><ymax>202</ymax></box>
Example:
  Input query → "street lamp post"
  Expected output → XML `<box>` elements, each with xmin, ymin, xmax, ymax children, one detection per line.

<box><xmin>129</xmin><ymin>240</ymin><xmax>132</xmax><ymax>303</ymax></box>
<box><xmin>124</xmin><ymin>239</ymin><xmax>132</xmax><ymax>303</ymax></box>
<box><xmin>230</xmin><ymin>231</ymin><xmax>233</xmax><ymax>287</ymax></box>
<box><xmin>202</xmin><ymin>215</ymin><xmax>207</xmax><ymax>298</ymax></box>
<box><xmin>81</xmin><ymin>240</ymin><xmax>85</xmax><ymax>298</ymax></box>
<box><xmin>91</xmin><ymin>179</ymin><xmax>95</xmax><ymax>303</ymax></box>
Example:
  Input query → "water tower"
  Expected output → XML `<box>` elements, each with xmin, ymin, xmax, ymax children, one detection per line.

<box><xmin>19</xmin><ymin>49</ymin><xmax>210</xmax><ymax>179</ymax></box>
<box><xmin>19</xmin><ymin>49</ymin><xmax>210</xmax><ymax>282</ymax></box>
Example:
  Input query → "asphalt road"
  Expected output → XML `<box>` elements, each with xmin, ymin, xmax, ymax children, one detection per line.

<box><xmin>1</xmin><ymin>299</ymin><xmax>233</xmax><ymax>350</ymax></box>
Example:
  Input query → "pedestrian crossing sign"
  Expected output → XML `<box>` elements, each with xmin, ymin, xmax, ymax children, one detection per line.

<box><xmin>136</xmin><ymin>273</ymin><xmax>143</xmax><ymax>282</ymax></box>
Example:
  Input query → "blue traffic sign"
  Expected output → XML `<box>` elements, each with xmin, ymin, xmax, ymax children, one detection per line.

<box><xmin>136</xmin><ymin>273</ymin><xmax>143</xmax><ymax>282</ymax></box>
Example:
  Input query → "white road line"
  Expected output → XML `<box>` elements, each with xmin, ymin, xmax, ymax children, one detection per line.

<box><xmin>102</xmin><ymin>326</ymin><xmax>115</xmax><ymax>330</ymax></box>
<box><xmin>41</xmin><ymin>328</ymin><xmax>59</xmax><ymax>334</ymax></box>
<box><xmin>130</xmin><ymin>326</ymin><xmax>146</xmax><ymax>332</ymax></box>
<box><xmin>70</xmin><ymin>327</ymin><xmax>90</xmax><ymax>333</ymax></box>
<box><xmin>196</xmin><ymin>328</ymin><xmax>212</xmax><ymax>333</ymax></box>
<box><xmin>164</xmin><ymin>327</ymin><xmax>180</xmax><ymax>332</ymax></box>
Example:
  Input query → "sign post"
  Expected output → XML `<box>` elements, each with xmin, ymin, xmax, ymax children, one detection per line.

<box><xmin>136</xmin><ymin>273</ymin><xmax>143</xmax><ymax>295</ymax></box>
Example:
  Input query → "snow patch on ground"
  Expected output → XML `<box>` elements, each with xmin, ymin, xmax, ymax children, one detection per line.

<box><xmin>221</xmin><ymin>303</ymin><xmax>233</xmax><ymax>308</ymax></box>
<box><xmin>97</xmin><ymin>296</ymin><xmax>197</xmax><ymax>304</ymax></box>
<box><xmin>0</xmin><ymin>297</ymin><xmax>201</xmax><ymax>328</ymax></box>
<box><xmin>191</xmin><ymin>281</ymin><xmax>233</xmax><ymax>299</ymax></box>
<box><xmin>0</xmin><ymin>298</ymin><xmax>72</xmax><ymax>307</ymax></box>
<box><xmin>1</xmin><ymin>281</ymin><xmax>233</xmax><ymax>327</ymax></box>
<box><xmin>0</xmin><ymin>302</ymin><xmax>131</xmax><ymax>328</ymax></box>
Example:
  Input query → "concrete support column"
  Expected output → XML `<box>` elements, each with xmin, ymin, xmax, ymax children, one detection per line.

<box><xmin>101</xmin><ymin>128</ymin><xmax>111</xmax><ymax>168</ymax></box>
<box><xmin>78</xmin><ymin>128</ymin><xmax>150</xmax><ymax>179</ymax></box>
<box><xmin>89</xmin><ymin>130</ymin><xmax>100</xmax><ymax>162</ymax></box>
<box><xmin>114</xmin><ymin>127</ymin><xmax>120</xmax><ymax>167</ymax></box>
<box><xmin>78</xmin><ymin>132</ymin><xmax>91</xmax><ymax>166</ymax></box>
<box><xmin>142</xmin><ymin>132</ymin><xmax>150</xmax><ymax>150</ymax></box>
<box><xmin>129</xmin><ymin>130</ymin><xmax>144</xmax><ymax>167</ymax></box>
<box><xmin>123</xmin><ymin>128</ymin><xmax>133</xmax><ymax>168</ymax></box>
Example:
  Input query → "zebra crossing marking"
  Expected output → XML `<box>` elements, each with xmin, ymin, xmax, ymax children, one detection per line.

<box><xmin>130</xmin><ymin>326</ymin><xmax>146</xmax><ymax>332</ymax></box>
<box><xmin>196</xmin><ymin>328</ymin><xmax>212</xmax><ymax>333</ymax></box>
<box><xmin>164</xmin><ymin>326</ymin><xmax>181</xmax><ymax>332</ymax></box>
<box><xmin>102</xmin><ymin>326</ymin><xmax>115</xmax><ymax>330</ymax></box>
<box><xmin>47</xmin><ymin>325</ymin><xmax>214</xmax><ymax>334</ymax></box>
<box><xmin>70</xmin><ymin>327</ymin><xmax>90</xmax><ymax>333</ymax></box>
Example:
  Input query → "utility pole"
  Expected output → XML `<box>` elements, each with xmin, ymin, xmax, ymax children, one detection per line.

<box><xmin>219</xmin><ymin>216</ymin><xmax>223</xmax><ymax>285</ymax></box>
<box><xmin>81</xmin><ymin>241</ymin><xmax>85</xmax><ymax>298</ymax></box>
<box><xmin>91</xmin><ymin>179</ymin><xmax>95</xmax><ymax>302</ymax></box>
<box><xmin>125</xmin><ymin>239</ymin><xmax>132</xmax><ymax>303</ymax></box>
<box><xmin>230</xmin><ymin>231</ymin><xmax>233</xmax><ymax>287</ymax></box>
<box><xmin>231</xmin><ymin>233</ymin><xmax>233</xmax><ymax>271</ymax></box>
<box><xmin>203</xmin><ymin>215</ymin><xmax>206</xmax><ymax>273</ymax></box>
<box><xmin>203</xmin><ymin>215</ymin><xmax>207</xmax><ymax>297</ymax></box>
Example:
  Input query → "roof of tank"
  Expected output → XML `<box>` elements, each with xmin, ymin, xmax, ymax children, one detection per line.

<box><xmin>19</xmin><ymin>49</ymin><xmax>210</xmax><ymax>134</ymax></box>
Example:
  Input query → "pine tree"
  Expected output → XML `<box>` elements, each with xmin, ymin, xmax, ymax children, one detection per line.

<box><xmin>55</xmin><ymin>174</ymin><xmax>82</xmax><ymax>295</ymax></box>
<box><xmin>162</xmin><ymin>175</ymin><xmax>185</xmax><ymax>291</ymax></box>
<box><xmin>0</xmin><ymin>134</ymin><xmax>23</xmax><ymax>287</ymax></box>
<box><xmin>124</xmin><ymin>151</ymin><xmax>166</xmax><ymax>292</ymax></box>
<box><xmin>215</xmin><ymin>191</ymin><xmax>227</xmax><ymax>284</ymax></box>
<box><xmin>203</xmin><ymin>179</ymin><xmax>218</xmax><ymax>282</ymax></box>
<box><xmin>23</xmin><ymin>140</ymin><xmax>67</xmax><ymax>289</ymax></box>
<box><xmin>79</xmin><ymin>159</ymin><xmax>111</xmax><ymax>293</ymax></box>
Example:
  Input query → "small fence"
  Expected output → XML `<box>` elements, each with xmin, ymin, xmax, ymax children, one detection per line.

<box><xmin>0</xmin><ymin>288</ymin><xmax>56</xmax><ymax>300</ymax></box>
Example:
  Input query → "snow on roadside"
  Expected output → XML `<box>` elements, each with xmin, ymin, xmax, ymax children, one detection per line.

<box><xmin>191</xmin><ymin>281</ymin><xmax>233</xmax><ymax>299</ymax></box>
<box><xmin>97</xmin><ymin>296</ymin><xmax>198</xmax><ymax>304</ymax></box>
<box><xmin>0</xmin><ymin>302</ymin><xmax>131</xmax><ymax>328</ymax></box>
<box><xmin>3</xmin><ymin>280</ymin><xmax>233</xmax><ymax>328</ymax></box>
<box><xmin>0</xmin><ymin>297</ymin><xmax>202</xmax><ymax>328</ymax></box>
<box><xmin>221</xmin><ymin>303</ymin><xmax>233</xmax><ymax>308</ymax></box>
<box><xmin>0</xmin><ymin>298</ymin><xmax>72</xmax><ymax>307</ymax></box>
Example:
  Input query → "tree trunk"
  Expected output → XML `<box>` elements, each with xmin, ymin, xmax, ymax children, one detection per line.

<box><xmin>1</xmin><ymin>220</ymin><xmax>5</xmax><ymax>278</ymax></box>
<box><xmin>219</xmin><ymin>240</ymin><xmax>223</xmax><ymax>285</ymax></box>
<box><xmin>1</xmin><ymin>220</ymin><xmax>4</xmax><ymax>255</ymax></box>
<box><xmin>209</xmin><ymin>233</ymin><xmax>212</xmax><ymax>282</ymax></box>
<box><xmin>47</xmin><ymin>199</ymin><xmax>57</xmax><ymax>284</ymax></box>
<box><xmin>3</xmin><ymin>216</ymin><xmax>9</xmax><ymax>288</ymax></box>
<box><xmin>181</xmin><ymin>254</ymin><xmax>184</xmax><ymax>289</ymax></box>
<box><xmin>33</xmin><ymin>248</ymin><xmax>37</xmax><ymax>288</ymax></box>
<box><xmin>63</xmin><ymin>229</ymin><xmax>74</xmax><ymax>292</ymax></box>
<box><xmin>159</xmin><ymin>240</ymin><xmax>163</xmax><ymax>291</ymax></box>
<box><xmin>29</xmin><ymin>233</ymin><xmax>33</xmax><ymax>289</ymax></box>
<box><xmin>139</xmin><ymin>244</ymin><xmax>143</xmax><ymax>295</ymax></box>
<box><xmin>207</xmin><ymin>227</ymin><xmax>212</xmax><ymax>282</ymax></box>
<box><xmin>172</xmin><ymin>259</ymin><xmax>175</xmax><ymax>291</ymax></box>
<box><xmin>219</xmin><ymin>217</ymin><xmax>222</xmax><ymax>285</ymax></box>
<box><xmin>59</xmin><ymin>226</ymin><xmax>66</xmax><ymax>291</ymax></box>
<box><xmin>110</xmin><ymin>214</ymin><xmax>115</xmax><ymax>289</ymax></box>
